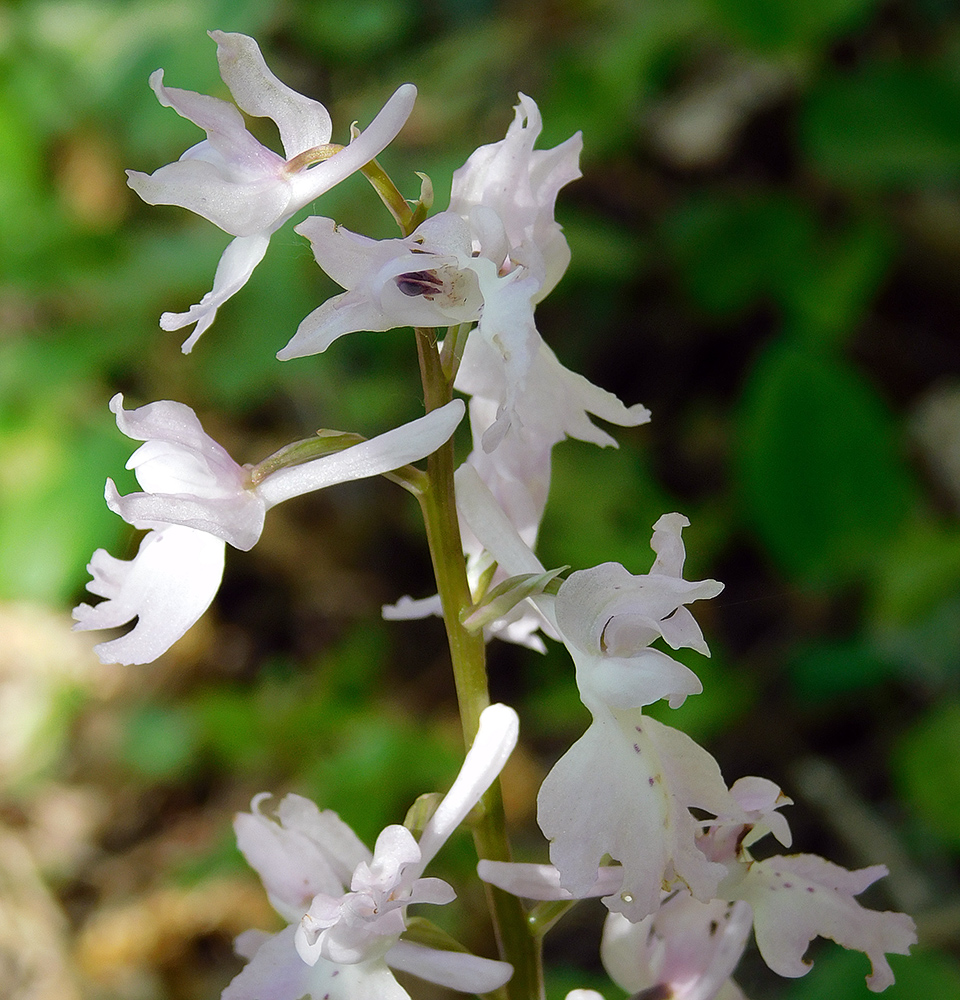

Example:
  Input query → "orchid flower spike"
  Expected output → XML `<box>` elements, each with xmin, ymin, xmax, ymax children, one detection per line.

<box><xmin>458</xmin><ymin>467</ymin><xmax>740</xmax><ymax>917</ymax></box>
<box><xmin>72</xmin><ymin>394</ymin><xmax>463</xmax><ymax>665</ymax></box>
<box><xmin>127</xmin><ymin>31</ymin><xmax>416</xmax><ymax>350</ymax></box>
<box><xmin>225</xmin><ymin>705</ymin><xmax>519</xmax><ymax>1000</ymax></box>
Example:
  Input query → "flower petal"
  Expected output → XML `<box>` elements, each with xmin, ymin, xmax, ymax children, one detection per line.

<box><xmin>454</xmin><ymin>464</ymin><xmax>547</xmax><ymax>578</ymax></box>
<box><xmin>234</xmin><ymin>793</ymin><xmax>371</xmax><ymax>922</ymax></box>
<box><xmin>286</xmin><ymin>84</ymin><xmax>417</xmax><ymax>210</ymax></box>
<box><xmin>538</xmin><ymin>709</ymin><xmax>730</xmax><ymax>921</ymax></box>
<box><xmin>417</xmin><ymin>704</ymin><xmax>519</xmax><ymax>869</ymax></box>
<box><xmin>223</xmin><ymin>926</ymin><xmax>410</xmax><ymax>1000</ymax></box>
<box><xmin>735</xmin><ymin>855</ymin><xmax>917</xmax><ymax>992</ymax></box>
<box><xmin>144</xmin><ymin>68</ymin><xmax>281</xmax><ymax>175</ymax></box>
<box><xmin>360</xmin><ymin>825</ymin><xmax>421</xmax><ymax>891</ymax></box>
<box><xmin>386</xmin><ymin>940</ymin><xmax>513</xmax><ymax>993</ymax></box>
<box><xmin>601</xmin><ymin>897</ymin><xmax>752</xmax><ymax>1000</ymax></box>
<box><xmin>211</xmin><ymin>31</ymin><xmax>332</xmax><ymax>157</ymax></box>
<box><xmin>577</xmin><ymin>645</ymin><xmax>704</xmax><ymax>711</ymax></box>
<box><xmin>160</xmin><ymin>232</ymin><xmax>271</xmax><ymax>351</ymax></box>
<box><xmin>478</xmin><ymin>860</ymin><xmax>623</xmax><ymax>900</ymax></box>
<box><xmin>279</xmin><ymin>212</ymin><xmax>478</xmax><ymax>360</ymax></box>
<box><xmin>457</xmin><ymin>333</ymin><xmax>651</xmax><ymax>451</ymax></box>
<box><xmin>72</xmin><ymin>525</ymin><xmax>224</xmax><ymax>665</ymax></box>
<box><xmin>256</xmin><ymin>400</ymin><xmax>464</xmax><ymax>508</ymax></box>
<box><xmin>449</xmin><ymin>92</ymin><xmax>582</xmax><ymax>297</ymax></box>
<box><xmin>382</xmin><ymin>593</ymin><xmax>443</xmax><ymax>621</ymax></box>
<box><xmin>294</xmin><ymin>216</ymin><xmax>415</xmax><ymax>294</ymax></box>
<box><xmin>110</xmin><ymin>393</ymin><xmax>239</xmax><ymax>482</ymax></box>
<box><xmin>126</xmin><ymin>157</ymin><xmax>290</xmax><ymax>236</ymax></box>
<box><xmin>104</xmin><ymin>478</ymin><xmax>265</xmax><ymax>550</ymax></box>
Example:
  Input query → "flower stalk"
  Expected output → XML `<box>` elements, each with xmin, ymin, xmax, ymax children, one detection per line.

<box><xmin>414</xmin><ymin>325</ymin><xmax>543</xmax><ymax>1000</ymax></box>
<box><xmin>78</xmin><ymin>36</ymin><xmax>918</xmax><ymax>1000</ymax></box>
<box><xmin>361</xmin><ymin>156</ymin><xmax>415</xmax><ymax>233</ymax></box>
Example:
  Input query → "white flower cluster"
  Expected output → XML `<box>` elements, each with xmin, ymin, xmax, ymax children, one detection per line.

<box><xmin>225</xmin><ymin>704</ymin><xmax>517</xmax><ymax>1000</ymax></box>
<box><xmin>75</xmin><ymin>32</ymin><xmax>916</xmax><ymax>1000</ymax></box>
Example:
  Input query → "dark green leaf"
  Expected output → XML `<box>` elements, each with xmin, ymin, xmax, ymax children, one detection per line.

<box><xmin>737</xmin><ymin>343</ymin><xmax>912</xmax><ymax>584</ymax></box>
<box><xmin>784</xmin><ymin>948</ymin><xmax>960</xmax><ymax>1000</ymax></box>
<box><xmin>802</xmin><ymin>64</ymin><xmax>960</xmax><ymax>187</ymax></box>
<box><xmin>665</xmin><ymin>194</ymin><xmax>817</xmax><ymax>316</ymax></box>
<box><xmin>893</xmin><ymin>699</ymin><xmax>960</xmax><ymax>846</ymax></box>
<box><xmin>708</xmin><ymin>0</ymin><xmax>879</xmax><ymax>50</ymax></box>
<box><xmin>788</xmin><ymin>638</ymin><xmax>890</xmax><ymax>700</ymax></box>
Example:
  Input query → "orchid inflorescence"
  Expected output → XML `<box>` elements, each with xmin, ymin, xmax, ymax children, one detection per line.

<box><xmin>74</xmin><ymin>31</ymin><xmax>916</xmax><ymax>1000</ymax></box>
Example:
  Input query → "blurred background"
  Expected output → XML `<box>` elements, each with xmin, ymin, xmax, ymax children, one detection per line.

<box><xmin>2</xmin><ymin>0</ymin><xmax>960</xmax><ymax>997</ymax></box>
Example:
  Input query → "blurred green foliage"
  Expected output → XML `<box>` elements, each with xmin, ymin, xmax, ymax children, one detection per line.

<box><xmin>2</xmin><ymin>0</ymin><xmax>960</xmax><ymax>996</ymax></box>
<box><xmin>738</xmin><ymin>341</ymin><xmax>913</xmax><ymax>584</ymax></box>
<box><xmin>803</xmin><ymin>65</ymin><xmax>960</xmax><ymax>186</ymax></box>
<box><xmin>893</xmin><ymin>700</ymin><xmax>960</xmax><ymax>846</ymax></box>
<box><xmin>783</xmin><ymin>949</ymin><xmax>960</xmax><ymax>1000</ymax></box>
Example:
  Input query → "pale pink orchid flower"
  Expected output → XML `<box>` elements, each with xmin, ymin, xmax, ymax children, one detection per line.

<box><xmin>72</xmin><ymin>394</ymin><xmax>462</xmax><ymax>665</ymax></box>
<box><xmin>601</xmin><ymin>896</ymin><xmax>753</xmax><ymax>1000</ymax></box>
<box><xmin>483</xmin><ymin>774</ymin><xmax>917</xmax><ymax>992</ymax></box>
<box><xmin>458</xmin><ymin>465</ymin><xmax>733</xmax><ymax>919</ymax></box>
<box><xmin>279</xmin><ymin>94</ymin><xmax>602</xmax><ymax>454</ymax></box>
<box><xmin>700</xmin><ymin>778</ymin><xmax>917</xmax><ymax>993</ymax></box>
<box><xmin>127</xmin><ymin>31</ymin><xmax>416</xmax><ymax>350</ymax></box>
<box><xmin>225</xmin><ymin>704</ymin><xmax>518</xmax><ymax>1000</ymax></box>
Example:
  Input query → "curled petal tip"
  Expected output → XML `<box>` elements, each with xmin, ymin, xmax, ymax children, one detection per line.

<box><xmin>479</xmin><ymin>702</ymin><xmax>520</xmax><ymax>747</ymax></box>
<box><xmin>377</xmin><ymin>82</ymin><xmax>417</xmax><ymax>125</ymax></box>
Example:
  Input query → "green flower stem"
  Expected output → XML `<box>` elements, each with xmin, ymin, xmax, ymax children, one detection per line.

<box><xmin>361</xmin><ymin>158</ymin><xmax>415</xmax><ymax>233</ymax></box>
<box><xmin>367</xmin><ymin>156</ymin><xmax>542</xmax><ymax>998</ymax></box>
<box><xmin>439</xmin><ymin>321</ymin><xmax>472</xmax><ymax>382</ymax></box>
<box><xmin>526</xmin><ymin>899</ymin><xmax>577</xmax><ymax>938</ymax></box>
<box><xmin>415</xmin><ymin>327</ymin><xmax>488</xmax><ymax>735</ymax></box>
<box><xmin>414</xmin><ymin>326</ymin><xmax>544</xmax><ymax>1000</ymax></box>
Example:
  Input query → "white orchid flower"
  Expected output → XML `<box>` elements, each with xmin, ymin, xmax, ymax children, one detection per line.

<box><xmin>448</xmin><ymin>92</ymin><xmax>582</xmax><ymax>301</ymax></box>
<box><xmin>480</xmin><ymin>709</ymin><xmax>737</xmax><ymax>923</ymax></box>
<box><xmin>278</xmin><ymin>210</ymin><xmax>488</xmax><ymax>358</ymax></box>
<box><xmin>454</xmin><ymin>464</ymin><xmax>718</xmax><ymax>707</ymax></box>
<box><xmin>536</xmin><ymin>710</ymin><xmax>736</xmax><ymax>921</ymax></box>
<box><xmin>485</xmin><ymin>769</ymin><xmax>916</xmax><ymax>993</ymax></box>
<box><xmin>601</xmin><ymin>896</ymin><xmax>753</xmax><ymax>1000</ymax></box>
<box><xmin>698</xmin><ymin>779</ymin><xmax>917</xmax><ymax>992</ymax></box>
<box><xmin>383</xmin><ymin>341</ymin><xmax>649</xmax><ymax>651</ymax></box>
<box><xmin>72</xmin><ymin>394</ymin><xmax>463</xmax><ymax>665</ymax></box>
<box><xmin>280</xmin><ymin>93</ymin><xmax>596</xmax><ymax>452</ymax></box>
<box><xmin>279</xmin><ymin>204</ymin><xmax>548</xmax><ymax>455</ymax></box>
<box><xmin>225</xmin><ymin>704</ymin><xmax>519</xmax><ymax>1000</ymax></box>
<box><xmin>127</xmin><ymin>31</ymin><xmax>416</xmax><ymax>350</ymax></box>
<box><xmin>553</xmin><ymin>511</ymin><xmax>722</xmax><ymax>713</ymax></box>
<box><xmin>458</xmin><ymin>466</ymin><xmax>738</xmax><ymax>917</ymax></box>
